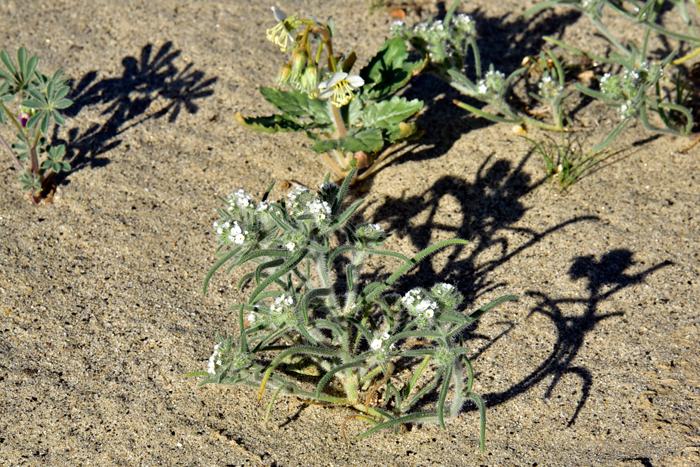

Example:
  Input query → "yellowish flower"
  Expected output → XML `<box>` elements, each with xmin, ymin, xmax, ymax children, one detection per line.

<box><xmin>266</xmin><ymin>7</ymin><xmax>297</xmax><ymax>52</ymax></box>
<box><xmin>318</xmin><ymin>72</ymin><xmax>364</xmax><ymax>107</ymax></box>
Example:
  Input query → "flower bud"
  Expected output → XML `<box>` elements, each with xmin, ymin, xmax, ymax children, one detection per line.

<box><xmin>276</xmin><ymin>63</ymin><xmax>292</xmax><ymax>86</ymax></box>
<box><xmin>300</xmin><ymin>65</ymin><xmax>319</xmax><ymax>96</ymax></box>
<box><xmin>353</xmin><ymin>151</ymin><xmax>371</xmax><ymax>169</ymax></box>
<box><xmin>290</xmin><ymin>49</ymin><xmax>308</xmax><ymax>80</ymax></box>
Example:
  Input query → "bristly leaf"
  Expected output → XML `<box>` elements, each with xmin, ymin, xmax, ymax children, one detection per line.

<box><xmin>259</xmin><ymin>87</ymin><xmax>332</xmax><ymax>125</ymax></box>
<box><xmin>310</xmin><ymin>128</ymin><xmax>384</xmax><ymax>154</ymax></box>
<box><xmin>362</xmin><ymin>96</ymin><xmax>423</xmax><ymax>129</ymax></box>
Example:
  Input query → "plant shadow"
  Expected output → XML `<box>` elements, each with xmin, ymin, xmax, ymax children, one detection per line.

<box><xmin>366</xmin><ymin>153</ymin><xmax>670</xmax><ymax>426</ymax></box>
<box><xmin>53</xmin><ymin>41</ymin><xmax>216</xmax><ymax>179</ymax></box>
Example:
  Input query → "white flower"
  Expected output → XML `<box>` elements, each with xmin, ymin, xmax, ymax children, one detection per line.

<box><xmin>416</xmin><ymin>299</ymin><xmax>436</xmax><ymax>313</ymax></box>
<box><xmin>424</xmin><ymin>308</ymin><xmax>435</xmax><ymax>319</ymax></box>
<box><xmin>438</xmin><ymin>283</ymin><xmax>454</xmax><ymax>292</ymax></box>
<box><xmin>319</xmin><ymin>181</ymin><xmax>338</xmax><ymax>192</ymax></box>
<box><xmin>381</xmin><ymin>332</ymin><xmax>391</xmax><ymax>341</ymax></box>
<box><xmin>247</xmin><ymin>312</ymin><xmax>257</xmax><ymax>323</ymax></box>
<box><xmin>233</xmin><ymin>234</ymin><xmax>246</xmax><ymax>244</ymax></box>
<box><xmin>370</xmin><ymin>338</ymin><xmax>383</xmax><ymax>351</ymax></box>
<box><xmin>307</xmin><ymin>200</ymin><xmax>331</xmax><ymax>215</ymax></box>
<box><xmin>477</xmin><ymin>82</ymin><xmax>488</xmax><ymax>95</ymax></box>
<box><xmin>257</xmin><ymin>200</ymin><xmax>270</xmax><ymax>211</ymax></box>
<box><xmin>318</xmin><ymin>72</ymin><xmax>364</xmax><ymax>107</ymax></box>
<box><xmin>285</xmin><ymin>242</ymin><xmax>296</xmax><ymax>251</ymax></box>
<box><xmin>266</xmin><ymin>7</ymin><xmax>296</xmax><ymax>52</ymax></box>
<box><xmin>207</xmin><ymin>343</ymin><xmax>221</xmax><ymax>375</ymax></box>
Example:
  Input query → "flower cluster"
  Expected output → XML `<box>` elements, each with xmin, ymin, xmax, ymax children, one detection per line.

<box><xmin>307</xmin><ymin>199</ymin><xmax>331</xmax><ymax>221</ymax></box>
<box><xmin>214</xmin><ymin>220</ymin><xmax>248</xmax><ymax>245</ymax></box>
<box><xmin>370</xmin><ymin>331</ymin><xmax>395</xmax><ymax>352</ymax></box>
<box><xmin>266</xmin><ymin>7</ymin><xmax>299</xmax><ymax>53</ymax></box>
<box><xmin>228</xmin><ymin>189</ymin><xmax>254</xmax><ymax>211</ymax></box>
<box><xmin>538</xmin><ymin>75</ymin><xmax>563</xmax><ymax>100</ymax></box>
<box><xmin>394</xmin><ymin>13</ymin><xmax>476</xmax><ymax>63</ymax></box>
<box><xmin>402</xmin><ymin>288</ymin><xmax>438</xmax><ymax>327</ymax></box>
<box><xmin>267</xmin><ymin>294</ymin><xmax>297</xmax><ymax>328</ymax></box>
<box><xmin>476</xmin><ymin>69</ymin><xmax>505</xmax><ymax>100</ymax></box>
<box><xmin>207</xmin><ymin>343</ymin><xmax>222</xmax><ymax>375</ymax></box>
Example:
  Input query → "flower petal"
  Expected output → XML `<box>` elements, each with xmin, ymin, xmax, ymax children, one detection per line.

<box><xmin>271</xmin><ymin>6</ymin><xmax>287</xmax><ymax>22</ymax></box>
<box><xmin>327</xmin><ymin>72</ymin><xmax>348</xmax><ymax>88</ymax></box>
<box><xmin>346</xmin><ymin>75</ymin><xmax>364</xmax><ymax>88</ymax></box>
<box><xmin>318</xmin><ymin>87</ymin><xmax>335</xmax><ymax>99</ymax></box>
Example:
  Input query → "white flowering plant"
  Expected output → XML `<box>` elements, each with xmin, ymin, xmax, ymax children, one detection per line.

<box><xmin>235</xmin><ymin>7</ymin><xmax>426</xmax><ymax>181</ymax></box>
<box><xmin>392</xmin><ymin>2</ymin><xmax>570</xmax><ymax>134</ymax></box>
<box><xmin>189</xmin><ymin>169</ymin><xmax>517</xmax><ymax>449</ymax></box>
<box><xmin>0</xmin><ymin>47</ymin><xmax>72</xmax><ymax>203</ymax></box>
<box><xmin>523</xmin><ymin>0</ymin><xmax>694</xmax><ymax>151</ymax></box>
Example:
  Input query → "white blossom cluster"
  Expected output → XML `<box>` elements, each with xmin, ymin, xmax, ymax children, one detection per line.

<box><xmin>207</xmin><ymin>343</ymin><xmax>222</xmax><ymax>375</ymax></box>
<box><xmin>228</xmin><ymin>189</ymin><xmax>254</xmax><ymax>210</ymax></box>
<box><xmin>307</xmin><ymin>199</ymin><xmax>331</xmax><ymax>220</ymax></box>
<box><xmin>538</xmin><ymin>75</ymin><xmax>563</xmax><ymax>99</ymax></box>
<box><xmin>402</xmin><ymin>288</ymin><xmax>438</xmax><ymax>319</ymax></box>
<box><xmin>213</xmin><ymin>220</ymin><xmax>248</xmax><ymax>245</ymax></box>
<box><xmin>475</xmin><ymin>69</ymin><xmax>505</xmax><ymax>99</ymax></box>
<box><xmin>370</xmin><ymin>331</ymin><xmax>395</xmax><ymax>351</ymax></box>
<box><xmin>287</xmin><ymin>185</ymin><xmax>309</xmax><ymax>210</ymax></box>
<box><xmin>270</xmin><ymin>294</ymin><xmax>294</xmax><ymax>313</ymax></box>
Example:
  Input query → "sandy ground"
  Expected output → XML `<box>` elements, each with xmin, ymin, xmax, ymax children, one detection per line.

<box><xmin>1</xmin><ymin>0</ymin><xmax>699</xmax><ymax>466</ymax></box>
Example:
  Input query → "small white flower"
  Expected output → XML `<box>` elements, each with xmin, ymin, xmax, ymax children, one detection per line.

<box><xmin>285</xmin><ymin>242</ymin><xmax>296</xmax><ymax>251</ymax></box>
<box><xmin>369</xmin><ymin>223</ymin><xmax>383</xmax><ymax>232</ymax></box>
<box><xmin>370</xmin><ymin>338</ymin><xmax>383</xmax><ymax>351</ymax></box>
<box><xmin>247</xmin><ymin>312</ymin><xmax>257</xmax><ymax>323</ymax></box>
<box><xmin>257</xmin><ymin>200</ymin><xmax>270</xmax><ymax>211</ymax></box>
<box><xmin>381</xmin><ymin>332</ymin><xmax>391</xmax><ymax>341</ymax></box>
<box><xmin>233</xmin><ymin>234</ymin><xmax>246</xmax><ymax>244</ymax></box>
<box><xmin>424</xmin><ymin>309</ymin><xmax>435</xmax><ymax>319</ymax></box>
<box><xmin>318</xmin><ymin>72</ymin><xmax>364</xmax><ymax>107</ymax></box>
<box><xmin>477</xmin><ymin>82</ymin><xmax>488</xmax><ymax>95</ymax></box>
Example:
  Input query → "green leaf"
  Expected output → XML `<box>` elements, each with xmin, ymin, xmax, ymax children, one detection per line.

<box><xmin>259</xmin><ymin>86</ymin><xmax>332</xmax><ymax>125</ymax></box>
<box><xmin>54</xmin><ymin>85</ymin><xmax>69</xmax><ymax>101</ymax></box>
<box><xmin>20</xmin><ymin>99</ymin><xmax>45</xmax><ymax>110</ymax></box>
<box><xmin>26</xmin><ymin>112</ymin><xmax>43</xmax><ymax>130</ymax></box>
<box><xmin>310</xmin><ymin>128</ymin><xmax>384</xmax><ymax>154</ymax></box>
<box><xmin>235</xmin><ymin>112</ymin><xmax>304</xmax><ymax>133</ymax></box>
<box><xmin>52</xmin><ymin>98</ymin><xmax>73</xmax><ymax>110</ymax></box>
<box><xmin>363</xmin><ymin>96</ymin><xmax>423</xmax><ymax>129</ymax></box>
<box><xmin>1</xmin><ymin>50</ymin><xmax>17</xmax><ymax>77</ymax></box>
<box><xmin>52</xmin><ymin>110</ymin><xmax>65</xmax><ymax>125</ymax></box>
<box><xmin>40</xmin><ymin>112</ymin><xmax>50</xmax><ymax>134</ymax></box>
<box><xmin>360</xmin><ymin>37</ymin><xmax>424</xmax><ymax>101</ymax></box>
<box><xmin>17</xmin><ymin>47</ymin><xmax>27</xmax><ymax>78</ymax></box>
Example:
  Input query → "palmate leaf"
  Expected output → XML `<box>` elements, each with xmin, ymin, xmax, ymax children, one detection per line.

<box><xmin>259</xmin><ymin>86</ymin><xmax>332</xmax><ymax>125</ymax></box>
<box><xmin>310</xmin><ymin>128</ymin><xmax>384</xmax><ymax>154</ymax></box>
<box><xmin>362</xmin><ymin>95</ymin><xmax>423</xmax><ymax>129</ymax></box>
<box><xmin>360</xmin><ymin>37</ymin><xmax>425</xmax><ymax>101</ymax></box>
<box><xmin>235</xmin><ymin>112</ymin><xmax>305</xmax><ymax>133</ymax></box>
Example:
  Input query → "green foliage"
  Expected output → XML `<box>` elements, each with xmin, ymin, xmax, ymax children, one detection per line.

<box><xmin>236</xmin><ymin>8</ymin><xmax>425</xmax><ymax>180</ymax></box>
<box><xmin>524</xmin><ymin>135</ymin><xmax>607</xmax><ymax>190</ymax></box>
<box><xmin>0</xmin><ymin>46</ymin><xmax>72</xmax><ymax>203</ymax></box>
<box><xmin>192</xmin><ymin>170</ymin><xmax>517</xmax><ymax>448</ymax></box>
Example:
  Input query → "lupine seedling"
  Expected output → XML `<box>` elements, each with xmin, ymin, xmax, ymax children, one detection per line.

<box><xmin>235</xmin><ymin>7</ymin><xmax>425</xmax><ymax>181</ymax></box>
<box><xmin>189</xmin><ymin>169</ymin><xmax>517</xmax><ymax>449</ymax></box>
<box><xmin>0</xmin><ymin>47</ymin><xmax>72</xmax><ymax>204</ymax></box>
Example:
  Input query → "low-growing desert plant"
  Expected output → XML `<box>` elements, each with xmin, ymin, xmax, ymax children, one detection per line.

<box><xmin>0</xmin><ymin>47</ymin><xmax>72</xmax><ymax>203</ymax></box>
<box><xmin>189</xmin><ymin>169</ymin><xmax>517</xmax><ymax>449</ymax></box>
<box><xmin>392</xmin><ymin>0</ymin><xmax>694</xmax><ymax>157</ymax></box>
<box><xmin>524</xmin><ymin>134</ymin><xmax>607</xmax><ymax>189</ymax></box>
<box><xmin>235</xmin><ymin>7</ymin><xmax>425</xmax><ymax>181</ymax></box>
